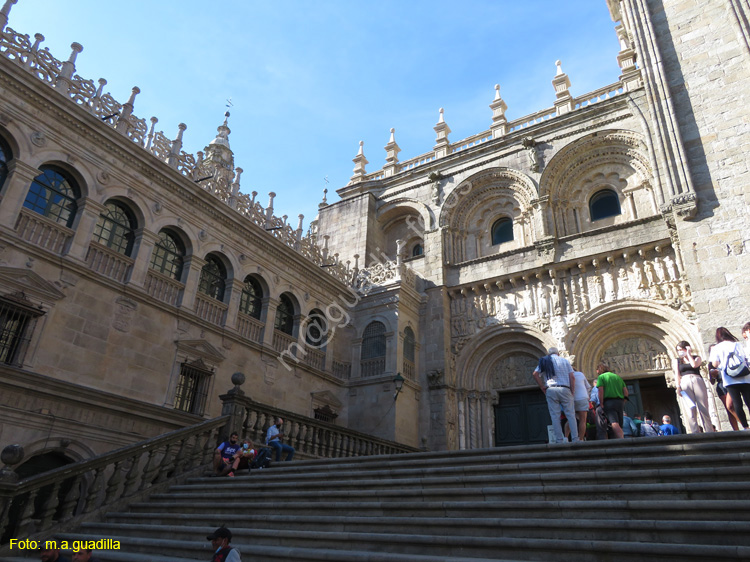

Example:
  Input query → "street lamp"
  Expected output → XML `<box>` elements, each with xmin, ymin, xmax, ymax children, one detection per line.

<box><xmin>393</xmin><ymin>372</ymin><xmax>405</xmax><ymax>401</ymax></box>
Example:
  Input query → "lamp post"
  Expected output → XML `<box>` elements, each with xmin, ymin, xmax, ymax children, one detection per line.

<box><xmin>393</xmin><ymin>372</ymin><xmax>405</xmax><ymax>401</ymax></box>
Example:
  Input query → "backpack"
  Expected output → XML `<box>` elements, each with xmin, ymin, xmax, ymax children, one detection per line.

<box><xmin>724</xmin><ymin>345</ymin><xmax>750</xmax><ymax>378</ymax></box>
<box><xmin>640</xmin><ymin>421</ymin><xmax>662</xmax><ymax>437</ymax></box>
<box><xmin>250</xmin><ymin>447</ymin><xmax>273</xmax><ymax>470</ymax></box>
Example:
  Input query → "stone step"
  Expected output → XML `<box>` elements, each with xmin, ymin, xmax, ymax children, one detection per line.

<box><xmin>176</xmin><ymin>463</ymin><xmax>750</xmax><ymax>492</ymax></box>
<box><xmin>145</xmin><ymin>479</ymin><xmax>750</xmax><ymax>503</ymax></box>
<box><xmin>124</xmin><ymin>498</ymin><xmax>750</xmax><ymax>521</ymax></box>
<box><xmin>200</xmin><ymin>441</ymin><xmax>750</xmax><ymax>483</ymax></box>
<box><xmin>54</xmin><ymin>530</ymin><xmax>750</xmax><ymax>562</ymax></box>
<box><xmin>87</xmin><ymin>515</ymin><xmax>750</xmax><ymax>546</ymax></box>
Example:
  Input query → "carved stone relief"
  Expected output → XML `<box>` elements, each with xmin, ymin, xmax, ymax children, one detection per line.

<box><xmin>450</xmin><ymin>244</ymin><xmax>691</xmax><ymax>354</ymax></box>
<box><xmin>601</xmin><ymin>336</ymin><xmax>670</xmax><ymax>376</ymax></box>
<box><xmin>491</xmin><ymin>354</ymin><xmax>539</xmax><ymax>389</ymax></box>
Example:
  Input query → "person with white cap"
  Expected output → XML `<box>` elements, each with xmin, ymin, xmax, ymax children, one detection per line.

<box><xmin>532</xmin><ymin>347</ymin><xmax>578</xmax><ymax>443</ymax></box>
<box><xmin>207</xmin><ymin>526</ymin><xmax>241</xmax><ymax>562</ymax></box>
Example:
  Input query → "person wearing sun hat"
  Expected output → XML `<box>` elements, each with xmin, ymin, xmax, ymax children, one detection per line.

<box><xmin>207</xmin><ymin>526</ymin><xmax>241</xmax><ymax>562</ymax></box>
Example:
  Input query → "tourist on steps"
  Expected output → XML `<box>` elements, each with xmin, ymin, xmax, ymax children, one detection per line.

<box><xmin>595</xmin><ymin>363</ymin><xmax>628</xmax><ymax>439</ymax></box>
<box><xmin>207</xmin><ymin>526</ymin><xmax>241</xmax><ymax>562</ymax></box>
<box><xmin>266</xmin><ymin>417</ymin><xmax>295</xmax><ymax>461</ymax></box>
<box><xmin>532</xmin><ymin>347</ymin><xmax>578</xmax><ymax>443</ymax></box>
<box><xmin>709</xmin><ymin>327</ymin><xmax>750</xmax><ymax>430</ymax></box>
<box><xmin>674</xmin><ymin>340</ymin><xmax>713</xmax><ymax>434</ymax></box>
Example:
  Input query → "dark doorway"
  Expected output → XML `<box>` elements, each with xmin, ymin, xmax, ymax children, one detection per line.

<box><xmin>494</xmin><ymin>389</ymin><xmax>551</xmax><ymax>446</ymax></box>
<box><xmin>624</xmin><ymin>376</ymin><xmax>683</xmax><ymax>432</ymax></box>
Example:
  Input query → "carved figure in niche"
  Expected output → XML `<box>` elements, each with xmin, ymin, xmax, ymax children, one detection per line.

<box><xmin>524</xmin><ymin>282</ymin><xmax>535</xmax><ymax>317</ymax></box>
<box><xmin>505</xmin><ymin>292</ymin><xmax>518</xmax><ymax>320</ymax></box>
<box><xmin>602</xmin><ymin>267</ymin><xmax>616</xmax><ymax>302</ymax></box>
<box><xmin>578</xmin><ymin>274</ymin><xmax>590</xmax><ymax>311</ymax></box>
<box><xmin>522</xmin><ymin>137</ymin><xmax>539</xmax><ymax>172</ymax></box>
<box><xmin>663</xmin><ymin>255</ymin><xmax>679</xmax><ymax>282</ymax></box>
<box><xmin>617</xmin><ymin>265</ymin><xmax>631</xmax><ymax>299</ymax></box>
<box><xmin>551</xmin><ymin>281</ymin><xmax>562</xmax><ymax>315</ymax></box>
<box><xmin>539</xmin><ymin>285</ymin><xmax>551</xmax><ymax>317</ymax></box>
<box><xmin>644</xmin><ymin>261</ymin><xmax>659</xmax><ymax>286</ymax></box>
<box><xmin>550</xmin><ymin>316</ymin><xmax>569</xmax><ymax>344</ymax></box>
<box><xmin>589</xmin><ymin>271</ymin><xmax>603</xmax><ymax>304</ymax></box>
<box><xmin>631</xmin><ymin>261</ymin><xmax>648</xmax><ymax>291</ymax></box>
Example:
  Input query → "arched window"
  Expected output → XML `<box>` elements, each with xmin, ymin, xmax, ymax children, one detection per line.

<box><xmin>274</xmin><ymin>294</ymin><xmax>295</xmax><ymax>335</ymax></box>
<box><xmin>362</xmin><ymin>321</ymin><xmax>386</xmax><ymax>360</ymax></box>
<box><xmin>150</xmin><ymin>230</ymin><xmax>185</xmax><ymax>281</ymax></box>
<box><xmin>305</xmin><ymin>309</ymin><xmax>328</xmax><ymax>348</ymax></box>
<box><xmin>239</xmin><ymin>276</ymin><xmax>263</xmax><ymax>319</ymax></box>
<box><xmin>411</xmin><ymin>243</ymin><xmax>424</xmax><ymax>257</ymax></box>
<box><xmin>491</xmin><ymin>217</ymin><xmax>513</xmax><ymax>245</ymax></box>
<box><xmin>23</xmin><ymin>166</ymin><xmax>79</xmax><ymax>227</ymax></box>
<box><xmin>589</xmin><ymin>189</ymin><xmax>621</xmax><ymax>221</ymax></box>
<box><xmin>404</xmin><ymin>326</ymin><xmax>415</xmax><ymax>363</ymax></box>
<box><xmin>198</xmin><ymin>255</ymin><xmax>227</xmax><ymax>301</ymax></box>
<box><xmin>92</xmin><ymin>201</ymin><xmax>136</xmax><ymax>256</ymax></box>
<box><xmin>0</xmin><ymin>136</ymin><xmax>11</xmax><ymax>191</ymax></box>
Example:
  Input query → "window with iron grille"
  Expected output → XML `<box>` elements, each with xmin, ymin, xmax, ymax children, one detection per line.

<box><xmin>0</xmin><ymin>136</ymin><xmax>11</xmax><ymax>191</ymax></box>
<box><xmin>198</xmin><ymin>255</ymin><xmax>226</xmax><ymax>301</ymax></box>
<box><xmin>173</xmin><ymin>359</ymin><xmax>213</xmax><ymax>415</ymax></box>
<box><xmin>150</xmin><ymin>230</ymin><xmax>185</xmax><ymax>280</ymax></box>
<box><xmin>362</xmin><ymin>321</ymin><xmax>386</xmax><ymax>360</ymax></box>
<box><xmin>0</xmin><ymin>293</ymin><xmax>44</xmax><ymax>367</ymax></box>
<box><xmin>93</xmin><ymin>201</ymin><xmax>137</xmax><ymax>256</ymax></box>
<box><xmin>314</xmin><ymin>405</ymin><xmax>338</xmax><ymax>424</ymax></box>
<box><xmin>23</xmin><ymin>166</ymin><xmax>80</xmax><ymax>227</ymax></box>
<box><xmin>239</xmin><ymin>275</ymin><xmax>263</xmax><ymax>319</ymax></box>
<box><xmin>274</xmin><ymin>294</ymin><xmax>295</xmax><ymax>335</ymax></box>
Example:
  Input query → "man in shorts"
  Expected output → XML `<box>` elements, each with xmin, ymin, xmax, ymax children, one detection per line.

<box><xmin>595</xmin><ymin>363</ymin><xmax>628</xmax><ymax>439</ymax></box>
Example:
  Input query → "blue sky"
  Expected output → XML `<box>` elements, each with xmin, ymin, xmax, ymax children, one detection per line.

<box><xmin>5</xmin><ymin>1</ymin><xmax>622</xmax><ymax>228</ymax></box>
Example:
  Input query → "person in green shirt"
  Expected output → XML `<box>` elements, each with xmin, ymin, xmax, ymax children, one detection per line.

<box><xmin>595</xmin><ymin>363</ymin><xmax>628</xmax><ymax>439</ymax></box>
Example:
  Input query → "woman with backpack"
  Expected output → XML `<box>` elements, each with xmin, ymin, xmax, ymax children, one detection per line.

<box><xmin>709</xmin><ymin>327</ymin><xmax>750</xmax><ymax>430</ymax></box>
<box><xmin>674</xmin><ymin>340</ymin><xmax>714</xmax><ymax>433</ymax></box>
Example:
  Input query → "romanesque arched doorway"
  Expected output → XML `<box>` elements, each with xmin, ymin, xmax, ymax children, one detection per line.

<box><xmin>454</xmin><ymin>325</ymin><xmax>553</xmax><ymax>449</ymax></box>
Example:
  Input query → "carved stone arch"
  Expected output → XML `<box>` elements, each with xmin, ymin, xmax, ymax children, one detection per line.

<box><xmin>439</xmin><ymin>168</ymin><xmax>538</xmax><ymax>263</ymax></box>
<box><xmin>26</xmin><ymin>155</ymin><xmax>94</xmax><ymax>200</ymax></box>
<box><xmin>567</xmin><ymin>299</ymin><xmax>702</xmax><ymax>380</ymax></box>
<box><xmin>455</xmin><ymin>323</ymin><xmax>554</xmax><ymax>392</ymax></box>
<box><xmin>377</xmin><ymin>198</ymin><xmax>435</xmax><ymax>231</ymax></box>
<box><xmin>453</xmin><ymin>323</ymin><xmax>552</xmax><ymax>449</ymax></box>
<box><xmin>539</xmin><ymin>130</ymin><xmax>655</xmax><ymax>236</ymax></box>
<box><xmin>99</xmin><ymin>188</ymin><xmax>148</xmax><ymax>231</ymax></box>
<box><xmin>439</xmin><ymin>167</ymin><xmax>537</xmax><ymax>229</ymax></box>
<box><xmin>0</xmin><ymin>121</ymin><xmax>24</xmax><ymax>162</ymax></box>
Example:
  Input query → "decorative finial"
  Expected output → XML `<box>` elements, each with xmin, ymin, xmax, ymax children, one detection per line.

<box><xmin>556</xmin><ymin>60</ymin><xmax>563</xmax><ymax>75</ymax></box>
<box><xmin>494</xmin><ymin>84</ymin><xmax>500</xmax><ymax>100</ymax></box>
<box><xmin>438</xmin><ymin>107</ymin><xmax>445</xmax><ymax>123</ymax></box>
<box><xmin>389</xmin><ymin>127</ymin><xmax>395</xmax><ymax>143</ymax></box>
<box><xmin>223</xmin><ymin>111</ymin><xmax>230</xmax><ymax>126</ymax></box>
<box><xmin>322</xmin><ymin>188</ymin><xmax>328</xmax><ymax>204</ymax></box>
<box><xmin>357</xmin><ymin>140</ymin><xmax>364</xmax><ymax>155</ymax></box>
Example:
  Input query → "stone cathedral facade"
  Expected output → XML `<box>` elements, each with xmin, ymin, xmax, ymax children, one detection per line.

<box><xmin>0</xmin><ymin>0</ymin><xmax>749</xmax><ymax>467</ymax></box>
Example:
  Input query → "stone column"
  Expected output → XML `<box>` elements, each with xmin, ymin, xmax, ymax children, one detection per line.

<box><xmin>457</xmin><ymin>390</ymin><xmax>466</xmax><ymax>450</ymax></box>
<box><xmin>351</xmin><ymin>337</ymin><xmax>363</xmax><ymax>379</ymax></box>
<box><xmin>223</xmin><ymin>277</ymin><xmax>245</xmax><ymax>331</ymax></box>
<box><xmin>0</xmin><ymin>160</ymin><xmax>39</xmax><ymax>231</ymax></box>
<box><xmin>126</xmin><ymin>229</ymin><xmax>160</xmax><ymax>287</ymax></box>
<box><xmin>262</xmin><ymin>297</ymin><xmax>280</xmax><ymax>348</ymax></box>
<box><xmin>178</xmin><ymin>255</ymin><xmax>207</xmax><ymax>310</ymax></box>
<box><xmin>66</xmin><ymin>198</ymin><xmax>106</xmax><ymax>262</ymax></box>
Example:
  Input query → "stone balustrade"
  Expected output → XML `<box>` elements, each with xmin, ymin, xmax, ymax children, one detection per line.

<box><xmin>144</xmin><ymin>269</ymin><xmax>184</xmax><ymax>306</ymax></box>
<box><xmin>272</xmin><ymin>330</ymin><xmax>296</xmax><ymax>354</ymax></box>
<box><xmin>0</xmin><ymin>416</ymin><xmax>227</xmax><ymax>549</ymax></box>
<box><xmin>194</xmin><ymin>292</ymin><xmax>228</xmax><ymax>326</ymax></box>
<box><xmin>14</xmin><ymin>207</ymin><xmax>73</xmax><ymax>255</ymax></box>
<box><xmin>220</xmin><ymin>381</ymin><xmax>418</xmax><ymax>459</ymax></box>
<box><xmin>236</xmin><ymin>312</ymin><xmax>263</xmax><ymax>343</ymax></box>
<box><xmin>85</xmin><ymin>241</ymin><xmax>134</xmax><ymax>283</ymax></box>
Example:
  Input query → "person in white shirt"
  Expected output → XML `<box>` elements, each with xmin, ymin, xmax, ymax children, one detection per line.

<box><xmin>266</xmin><ymin>417</ymin><xmax>295</xmax><ymax>461</ymax></box>
<box><xmin>709</xmin><ymin>327</ymin><xmax>750</xmax><ymax>430</ymax></box>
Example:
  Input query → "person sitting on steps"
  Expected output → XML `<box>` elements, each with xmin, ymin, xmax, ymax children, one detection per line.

<box><xmin>266</xmin><ymin>417</ymin><xmax>295</xmax><ymax>462</ymax></box>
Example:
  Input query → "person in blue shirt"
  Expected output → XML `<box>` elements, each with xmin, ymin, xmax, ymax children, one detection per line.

<box><xmin>660</xmin><ymin>415</ymin><xmax>680</xmax><ymax>435</ymax></box>
<box><xmin>213</xmin><ymin>432</ymin><xmax>243</xmax><ymax>476</ymax></box>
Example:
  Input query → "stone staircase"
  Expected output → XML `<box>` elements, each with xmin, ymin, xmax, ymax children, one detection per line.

<box><xmin>6</xmin><ymin>431</ymin><xmax>750</xmax><ymax>561</ymax></box>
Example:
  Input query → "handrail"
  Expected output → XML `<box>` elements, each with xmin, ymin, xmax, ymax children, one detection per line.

<box><xmin>0</xmin><ymin>416</ymin><xmax>228</xmax><ymax>548</ymax></box>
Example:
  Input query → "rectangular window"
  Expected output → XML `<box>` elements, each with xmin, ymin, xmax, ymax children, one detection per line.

<box><xmin>173</xmin><ymin>360</ymin><xmax>212</xmax><ymax>415</ymax></box>
<box><xmin>0</xmin><ymin>294</ymin><xmax>43</xmax><ymax>367</ymax></box>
